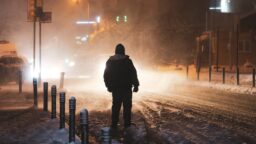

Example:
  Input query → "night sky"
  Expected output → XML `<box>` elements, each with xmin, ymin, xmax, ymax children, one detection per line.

<box><xmin>0</xmin><ymin>0</ymin><xmax>255</xmax><ymax>64</ymax></box>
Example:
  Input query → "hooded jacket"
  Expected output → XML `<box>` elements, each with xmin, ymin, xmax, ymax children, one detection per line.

<box><xmin>104</xmin><ymin>54</ymin><xmax>139</xmax><ymax>90</ymax></box>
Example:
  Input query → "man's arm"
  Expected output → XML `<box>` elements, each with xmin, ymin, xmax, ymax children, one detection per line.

<box><xmin>103</xmin><ymin>60</ymin><xmax>112</xmax><ymax>92</ymax></box>
<box><xmin>129</xmin><ymin>59</ymin><xmax>139</xmax><ymax>91</ymax></box>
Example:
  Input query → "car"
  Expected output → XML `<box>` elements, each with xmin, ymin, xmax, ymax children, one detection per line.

<box><xmin>0</xmin><ymin>55</ymin><xmax>29</xmax><ymax>84</ymax></box>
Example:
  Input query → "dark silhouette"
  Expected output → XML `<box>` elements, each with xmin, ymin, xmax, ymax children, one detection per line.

<box><xmin>104</xmin><ymin>43</ymin><xmax>139</xmax><ymax>129</ymax></box>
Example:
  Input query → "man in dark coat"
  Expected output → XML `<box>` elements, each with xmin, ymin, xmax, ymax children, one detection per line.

<box><xmin>104</xmin><ymin>43</ymin><xmax>139</xmax><ymax>128</ymax></box>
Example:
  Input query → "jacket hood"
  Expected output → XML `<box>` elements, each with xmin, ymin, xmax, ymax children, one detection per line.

<box><xmin>109</xmin><ymin>54</ymin><xmax>129</xmax><ymax>61</ymax></box>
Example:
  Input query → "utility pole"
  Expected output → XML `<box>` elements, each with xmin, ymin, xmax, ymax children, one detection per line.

<box><xmin>39</xmin><ymin>20</ymin><xmax>42</xmax><ymax>84</ymax></box>
<box><xmin>33</xmin><ymin>0</ymin><xmax>37</xmax><ymax>72</ymax></box>
<box><xmin>28</xmin><ymin>0</ymin><xmax>52</xmax><ymax>83</ymax></box>
<box><xmin>216</xmin><ymin>27</ymin><xmax>219</xmax><ymax>72</ymax></box>
<box><xmin>236</xmin><ymin>23</ymin><xmax>239</xmax><ymax>70</ymax></box>
<box><xmin>209</xmin><ymin>32</ymin><xmax>212</xmax><ymax>82</ymax></box>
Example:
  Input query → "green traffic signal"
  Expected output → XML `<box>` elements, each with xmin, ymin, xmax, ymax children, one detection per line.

<box><xmin>124</xmin><ymin>15</ymin><xmax>127</xmax><ymax>22</ymax></box>
<box><xmin>116</xmin><ymin>15</ymin><xmax>128</xmax><ymax>23</ymax></box>
<box><xmin>116</xmin><ymin>16</ymin><xmax>120</xmax><ymax>22</ymax></box>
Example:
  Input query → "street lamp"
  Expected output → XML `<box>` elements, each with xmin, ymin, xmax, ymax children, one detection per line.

<box><xmin>96</xmin><ymin>16</ymin><xmax>101</xmax><ymax>23</ymax></box>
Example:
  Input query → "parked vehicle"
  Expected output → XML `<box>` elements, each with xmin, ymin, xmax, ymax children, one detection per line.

<box><xmin>0</xmin><ymin>55</ymin><xmax>29</xmax><ymax>84</ymax></box>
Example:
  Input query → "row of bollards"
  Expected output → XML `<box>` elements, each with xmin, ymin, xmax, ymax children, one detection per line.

<box><xmin>51</xmin><ymin>85</ymin><xmax>57</xmax><ymax>119</ymax></box>
<box><xmin>80</xmin><ymin>109</ymin><xmax>89</xmax><ymax>144</ymax></box>
<box><xmin>33</xmin><ymin>78</ymin><xmax>38</xmax><ymax>108</ymax></box>
<box><xmin>69</xmin><ymin>97</ymin><xmax>76</xmax><ymax>143</ymax></box>
<box><xmin>32</xmin><ymin>78</ymin><xmax>89</xmax><ymax>144</ymax></box>
<box><xmin>18</xmin><ymin>71</ymin><xmax>22</xmax><ymax>94</ymax></box>
<box><xmin>43</xmin><ymin>82</ymin><xmax>48</xmax><ymax>111</ymax></box>
<box><xmin>253</xmin><ymin>68</ymin><xmax>255</xmax><ymax>87</ymax></box>
<box><xmin>101</xmin><ymin>127</ymin><xmax>111</xmax><ymax>144</ymax></box>
<box><xmin>236</xmin><ymin>67</ymin><xmax>240</xmax><ymax>85</ymax></box>
<box><xmin>192</xmin><ymin>67</ymin><xmax>256</xmax><ymax>87</ymax></box>
<box><xmin>59</xmin><ymin>92</ymin><xmax>66</xmax><ymax>129</ymax></box>
<box><xmin>222</xmin><ymin>67</ymin><xmax>225</xmax><ymax>84</ymax></box>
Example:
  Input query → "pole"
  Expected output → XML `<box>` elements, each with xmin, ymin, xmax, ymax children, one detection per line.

<box><xmin>237</xmin><ymin>67</ymin><xmax>240</xmax><ymax>85</ymax></box>
<box><xmin>205</xmin><ymin>11</ymin><xmax>208</xmax><ymax>31</ymax></box>
<box><xmin>51</xmin><ymin>85</ymin><xmax>57</xmax><ymax>119</ymax></box>
<box><xmin>80</xmin><ymin>108</ymin><xmax>89</xmax><ymax>144</ymax></box>
<box><xmin>209</xmin><ymin>32</ymin><xmax>212</xmax><ymax>82</ymax></box>
<box><xmin>39</xmin><ymin>20</ymin><xmax>42</xmax><ymax>85</ymax></box>
<box><xmin>222</xmin><ymin>67</ymin><xmax>225</xmax><ymax>84</ymax></box>
<box><xmin>69</xmin><ymin>97</ymin><xmax>76</xmax><ymax>143</ymax></box>
<box><xmin>60</xmin><ymin>92</ymin><xmax>66</xmax><ymax>129</ymax></box>
<box><xmin>253</xmin><ymin>68</ymin><xmax>255</xmax><ymax>87</ymax></box>
<box><xmin>18</xmin><ymin>71</ymin><xmax>22</xmax><ymax>94</ymax></box>
<box><xmin>236</xmin><ymin>24</ymin><xmax>239</xmax><ymax>71</ymax></box>
<box><xmin>186</xmin><ymin>65</ymin><xmax>189</xmax><ymax>79</ymax></box>
<box><xmin>33</xmin><ymin>78</ymin><xmax>38</xmax><ymax>108</ymax></box>
<box><xmin>59</xmin><ymin>72</ymin><xmax>65</xmax><ymax>89</ymax></box>
<box><xmin>43</xmin><ymin>82</ymin><xmax>48</xmax><ymax>111</ymax></box>
<box><xmin>236</xmin><ymin>23</ymin><xmax>239</xmax><ymax>70</ymax></box>
<box><xmin>33</xmin><ymin>0</ymin><xmax>37</xmax><ymax>72</ymax></box>
<box><xmin>197</xmin><ymin>70</ymin><xmax>200</xmax><ymax>81</ymax></box>
<box><xmin>216</xmin><ymin>27</ymin><xmax>219</xmax><ymax>72</ymax></box>
<box><xmin>236</xmin><ymin>24</ymin><xmax>239</xmax><ymax>85</ymax></box>
<box><xmin>101</xmin><ymin>127</ymin><xmax>111</xmax><ymax>144</ymax></box>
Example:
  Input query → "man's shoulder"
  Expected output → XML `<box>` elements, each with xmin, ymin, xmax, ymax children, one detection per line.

<box><xmin>108</xmin><ymin>54</ymin><xmax>130</xmax><ymax>61</ymax></box>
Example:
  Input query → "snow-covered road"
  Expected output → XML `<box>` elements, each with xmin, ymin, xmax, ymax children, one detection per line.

<box><xmin>1</xmin><ymin>76</ymin><xmax>255</xmax><ymax>143</ymax></box>
<box><xmin>136</xmin><ymin>86</ymin><xmax>256</xmax><ymax>144</ymax></box>
<box><xmin>63</xmin><ymin>80</ymin><xmax>256</xmax><ymax>144</ymax></box>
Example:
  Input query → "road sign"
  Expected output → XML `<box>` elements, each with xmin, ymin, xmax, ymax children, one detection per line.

<box><xmin>27</xmin><ymin>0</ymin><xmax>35</xmax><ymax>21</ymax></box>
<box><xmin>40</xmin><ymin>12</ymin><xmax>52</xmax><ymax>23</ymax></box>
<box><xmin>27</xmin><ymin>0</ymin><xmax>44</xmax><ymax>22</ymax></box>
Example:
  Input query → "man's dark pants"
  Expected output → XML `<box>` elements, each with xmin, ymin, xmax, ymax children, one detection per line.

<box><xmin>111</xmin><ymin>88</ymin><xmax>132</xmax><ymax>128</ymax></box>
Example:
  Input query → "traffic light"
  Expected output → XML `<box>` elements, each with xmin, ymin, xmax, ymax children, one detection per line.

<box><xmin>124</xmin><ymin>15</ymin><xmax>127</xmax><ymax>22</ymax></box>
<box><xmin>27</xmin><ymin>0</ymin><xmax>36</xmax><ymax>21</ymax></box>
<box><xmin>116</xmin><ymin>16</ymin><xmax>120</xmax><ymax>22</ymax></box>
<box><xmin>116</xmin><ymin>15</ymin><xmax>128</xmax><ymax>23</ymax></box>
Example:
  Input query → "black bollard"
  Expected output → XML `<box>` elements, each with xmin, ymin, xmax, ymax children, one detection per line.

<box><xmin>197</xmin><ymin>71</ymin><xmax>200</xmax><ymax>80</ymax></box>
<box><xmin>43</xmin><ymin>82</ymin><xmax>48</xmax><ymax>111</ymax></box>
<box><xmin>69</xmin><ymin>97</ymin><xmax>76</xmax><ymax>143</ymax></box>
<box><xmin>236</xmin><ymin>67</ymin><xmax>240</xmax><ymax>85</ymax></box>
<box><xmin>253</xmin><ymin>68</ymin><xmax>255</xmax><ymax>87</ymax></box>
<box><xmin>33</xmin><ymin>78</ymin><xmax>38</xmax><ymax>108</ymax></box>
<box><xmin>59</xmin><ymin>92</ymin><xmax>66</xmax><ymax>129</ymax></box>
<box><xmin>59</xmin><ymin>72</ymin><xmax>65</xmax><ymax>89</ymax></box>
<box><xmin>209</xmin><ymin>66</ymin><xmax>212</xmax><ymax>82</ymax></box>
<box><xmin>222</xmin><ymin>67</ymin><xmax>225</xmax><ymax>84</ymax></box>
<box><xmin>51</xmin><ymin>85</ymin><xmax>57</xmax><ymax>119</ymax></box>
<box><xmin>101</xmin><ymin>127</ymin><xmax>111</xmax><ymax>144</ymax></box>
<box><xmin>18</xmin><ymin>71</ymin><xmax>22</xmax><ymax>94</ymax></box>
<box><xmin>80</xmin><ymin>108</ymin><xmax>89</xmax><ymax>144</ymax></box>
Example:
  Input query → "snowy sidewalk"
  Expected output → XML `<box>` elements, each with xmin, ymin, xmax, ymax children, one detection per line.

<box><xmin>0</xmin><ymin>89</ymin><xmax>81</xmax><ymax>144</ymax></box>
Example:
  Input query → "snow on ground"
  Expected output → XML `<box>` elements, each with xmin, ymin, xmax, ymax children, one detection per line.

<box><xmin>61</xmin><ymin>69</ymin><xmax>256</xmax><ymax>143</ymax></box>
<box><xmin>185</xmin><ymin>66</ymin><xmax>256</xmax><ymax>95</ymax></box>
<box><xmin>0</xmin><ymin>85</ymin><xmax>83</xmax><ymax>144</ymax></box>
<box><xmin>1</xmin><ymin>65</ymin><xmax>256</xmax><ymax>144</ymax></box>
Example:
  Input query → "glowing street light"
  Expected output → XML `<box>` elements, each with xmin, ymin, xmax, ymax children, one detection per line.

<box><xmin>76</xmin><ymin>16</ymin><xmax>101</xmax><ymax>25</ymax></box>
<box><xmin>76</xmin><ymin>21</ymin><xmax>97</xmax><ymax>24</ymax></box>
<box><xmin>220</xmin><ymin>0</ymin><xmax>231</xmax><ymax>13</ymax></box>
<box><xmin>96</xmin><ymin>16</ymin><xmax>101</xmax><ymax>23</ymax></box>
<box><xmin>209</xmin><ymin>0</ymin><xmax>231</xmax><ymax>13</ymax></box>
